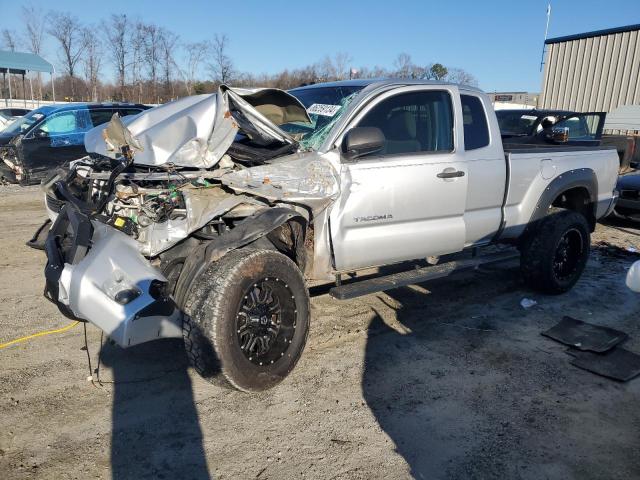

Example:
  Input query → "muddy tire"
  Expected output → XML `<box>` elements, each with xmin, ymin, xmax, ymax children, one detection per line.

<box><xmin>182</xmin><ymin>248</ymin><xmax>310</xmax><ymax>392</ymax></box>
<box><xmin>520</xmin><ymin>209</ymin><xmax>590</xmax><ymax>294</ymax></box>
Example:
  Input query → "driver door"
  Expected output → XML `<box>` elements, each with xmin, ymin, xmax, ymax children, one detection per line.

<box><xmin>21</xmin><ymin>109</ymin><xmax>92</xmax><ymax>182</ymax></box>
<box><xmin>329</xmin><ymin>86</ymin><xmax>468</xmax><ymax>271</ymax></box>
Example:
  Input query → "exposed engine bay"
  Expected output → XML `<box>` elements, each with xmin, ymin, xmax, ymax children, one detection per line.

<box><xmin>45</xmin><ymin>84</ymin><xmax>341</xmax><ymax>259</ymax></box>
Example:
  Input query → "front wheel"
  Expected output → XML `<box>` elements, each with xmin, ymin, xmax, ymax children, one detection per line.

<box><xmin>520</xmin><ymin>209</ymin><xmax>591</xmax><ymax>294</ymax></box>
<box><xmin>182</xmin><ymin>248</ymin><xmax>310</xmax><ymax>392</ymax></box>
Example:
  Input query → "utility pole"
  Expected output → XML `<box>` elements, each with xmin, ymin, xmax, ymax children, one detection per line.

<box><xmin>539</xmin><ymin>3</ymin><xmax>552</xmax><ymax>72</ymax></box>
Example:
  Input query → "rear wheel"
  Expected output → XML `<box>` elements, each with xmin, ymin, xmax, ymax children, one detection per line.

<box><xmin>520</xmin><ymin>209</ymin><xmax>590</xmax><ymax>294</ymax></box>
<box><xmin>182</xmin><ymin>248</ymin><xmax>310</xmax><ymax>392</ymax></box>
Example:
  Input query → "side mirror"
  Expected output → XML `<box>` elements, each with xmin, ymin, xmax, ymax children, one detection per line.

<box><xmin>33</xmin><ymin>128</ymin><xmax>49</xmax><ymax>138</ymax></box>
<box><xmin>341</xmin><ymin>127</ymin><xmax>385</xmax><ymax>160</ymax></box>
<box><xmin>549</xmin><ymin>127</ymin><xmax>569</xmax><ymax>143</ymax></box>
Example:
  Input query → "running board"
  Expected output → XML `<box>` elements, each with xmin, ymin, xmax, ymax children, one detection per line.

<box><xmin>329</xmin><ymin>250</ymin><xmax>519</xmax><ymax>300</ymax></box>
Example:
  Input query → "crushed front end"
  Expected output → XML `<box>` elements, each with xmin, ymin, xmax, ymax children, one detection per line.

<box><xmin>41</xmin><ymin>84</ymin><xmax>340</xmax><ymax>348</ymax></box>
<box><xmin>44</xmin><ymin>202</ymin><xmax>182</xmax><ymax>347</ymax></box>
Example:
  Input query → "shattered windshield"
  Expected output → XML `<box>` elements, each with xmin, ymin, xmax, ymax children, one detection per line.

<box><xmin>284</xmin><ymin>86</ymin><xmax>363</xmax><ymax>150</ymax></box>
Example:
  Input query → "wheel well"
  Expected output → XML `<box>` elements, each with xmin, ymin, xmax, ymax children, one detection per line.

<box><xmin>551</xmin><ymin>187</ymin><xmax>595</xmax><ymax>230</ymax></box>
<box><xmin>264</xmin><ymin>218</ymin><xmax>310</xmax><ymax>272</ymax></box>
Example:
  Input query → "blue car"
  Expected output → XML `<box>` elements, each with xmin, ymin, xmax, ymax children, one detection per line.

<box><xmin>0</xmin><ymin>102</ymin><xmax>149</xmax><ymax>185</ymax></box>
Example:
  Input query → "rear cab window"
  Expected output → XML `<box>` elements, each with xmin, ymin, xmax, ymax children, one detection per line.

<box><xmin>461</xmin><ymin>94</ymin><xmax>490</xmax><ymax>150</ymax></box>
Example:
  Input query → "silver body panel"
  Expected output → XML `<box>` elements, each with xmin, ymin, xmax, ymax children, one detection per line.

<box><xmin>56</xmin><ymin>223</ymin><xmax>182</xmax><ymax>347</ymax></box>
<box><xmin>47</xmin><ymin>81</ymin><xmax>620</xmax><ymax>346</ymax></box>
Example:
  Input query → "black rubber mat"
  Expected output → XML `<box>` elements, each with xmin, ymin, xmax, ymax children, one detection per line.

<box><xmin>567</xmin><ymin>348</ymin><xmax>640</xmax><ymax>382</ymax></box>
<box><xmin>542</xmin><ymin>316</ymin><xmax>628</xmax><ymax>353</ymax></box>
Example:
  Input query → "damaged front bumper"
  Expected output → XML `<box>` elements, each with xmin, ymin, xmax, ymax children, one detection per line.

<box><xmin>44</xmin><ymin>205</ymin><xmax>182</xmax><ymax>347</ymax></box>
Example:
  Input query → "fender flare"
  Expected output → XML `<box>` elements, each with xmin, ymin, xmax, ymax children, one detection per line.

<box><xmin>527</xmin><ymin>168</ymin><xmax>598</xmax><ymax>234</ymax></box>
<box><xmin>173</xmin><ymin>207</ymin><xmax>306</xmax><ymax>308</ymax></box>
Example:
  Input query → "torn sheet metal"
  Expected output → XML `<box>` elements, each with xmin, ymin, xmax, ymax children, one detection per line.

<box><xmin>134</xmin><ymin>186</ymin><xmax>267</xmax><ymax>257</ymax></box>
<box><xmin>220</xmin><ymin>152</ymin><xmax>340</xmax><ymax>212</ymax></box>
<box><xmin>84</xmin><ymin>85</ymin><xmax>311</xmax><ymax>169</ymax></box>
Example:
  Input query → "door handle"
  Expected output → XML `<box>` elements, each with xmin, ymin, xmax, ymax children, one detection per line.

<box><xmin>437</xmin><ymin>170</ymin><xmax>465</xmax><ymax>179</ymax></box>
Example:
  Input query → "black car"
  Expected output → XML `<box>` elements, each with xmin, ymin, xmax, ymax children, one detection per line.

<box><xmin>0</xmin><ymin>103</ymin><xmax>149</xmax><ymax>185</ymax></box>
<box><xmin>0</xmin><ymin>107</ymin><xmax>30</xmax><ymax>128</ymax></box>
<box><xmin>611</xmin><ymin>172</ymin><xmax>640</xmax><ymax>221</ymax></box>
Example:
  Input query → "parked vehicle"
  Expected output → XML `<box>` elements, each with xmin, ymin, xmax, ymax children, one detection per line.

<box><xmin>496</xmin><ymin>108</ymin><xmax>606</xmax><ymax>145</ymax></box>
<box><xmin>0</xmin><ymin>103</ymin><xmax>149</xmax><ymax>185</ymax></box>
<box><xmin>496</xmin><ymin>108</ymin><xmax>639</xmax><ymax>171</ymax></box>
<box><xmin>42</xmin><ymin>80</ymin><xmax>619</xmax><ymax>392</ymax></box>
<box><xmin>610</xmin><ymin>171</ymin><xmax>640</xmax><ymax>221</ymax></box>
<box><xmin>603</xmin><ymin>104</ymin><xmax>640</xmax><ymax>173</ymax></box>
<box><xmin>0</xmin><ymin>107</ymin><xmax>30</xmax><ymax>131</ymax></box>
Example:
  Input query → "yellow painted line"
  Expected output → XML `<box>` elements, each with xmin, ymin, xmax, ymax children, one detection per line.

<box><xmin>0</xmin><ymin>321</ymin><xmax>80</xmax><ymax>350</ymax></box>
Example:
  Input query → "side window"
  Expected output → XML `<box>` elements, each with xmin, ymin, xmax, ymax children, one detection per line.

<box><xmin>357</xmin><ymin>90</ymin><xmax>453</xmax><ymax>156</ymax></box>
<box><xmin>89</xmin><ymin>109</ymin><xmax>116</xmax><ymax>127</ymax></box>
<box><xmin>461</xmin><ymin>94</ymin><xmax>489</xmax><ymax>150</ymax></box>
<box><xmin>40</xmin><ymin>110</ymin><xmax>92</xmax><ymax>135</ymax></box>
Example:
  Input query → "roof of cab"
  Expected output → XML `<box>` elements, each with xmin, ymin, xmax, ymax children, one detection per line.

<box><xmin>289</xmin><ymin>78</ymin><xmax>483</xmax><ymax>93</ymax></box>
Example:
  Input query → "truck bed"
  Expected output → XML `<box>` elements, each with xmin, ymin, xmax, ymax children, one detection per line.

<box><xmin>503</xmin><ymin>143</ymin><xmax>618</xmax><ymax>154</ymax></box>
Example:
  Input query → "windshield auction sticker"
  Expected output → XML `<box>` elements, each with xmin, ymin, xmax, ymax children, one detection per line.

<box><xmin>307</xmin><ymin>104</ymin><xmax>341</xmax><ymax>117</ymax></box>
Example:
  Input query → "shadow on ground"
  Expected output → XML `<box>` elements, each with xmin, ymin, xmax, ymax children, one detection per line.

<box><xmin>361</xmin><ymin>260</ymin><xmax>640</xmax><ymax>480</ymax></box>
<box><xmin>99</xmin><ymin>338</ymin><xmax>211</xmax><ymax>480</ymax></box>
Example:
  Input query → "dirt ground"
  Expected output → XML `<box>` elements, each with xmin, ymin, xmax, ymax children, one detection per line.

<box><xmin>1</xmin><ymin>184</ymin><xmax>639</xmax><ymax>480</ymax></box>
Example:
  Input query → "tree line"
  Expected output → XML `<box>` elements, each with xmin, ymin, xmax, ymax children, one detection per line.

<box><xmin>1</xmin><ymin>8</ymin><xmax>478</xmax><ymax>104</ymax></box>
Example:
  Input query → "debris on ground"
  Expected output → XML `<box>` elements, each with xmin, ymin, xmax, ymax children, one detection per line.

<box><xmin>520</xmin><ymin>297</ymin><xmax>537</xmax><ymax>309</ymax></box>
<box><xmin>542</xmin><ymin>316</ymin><xmax>628</xmax><ymax>352</ymax></box>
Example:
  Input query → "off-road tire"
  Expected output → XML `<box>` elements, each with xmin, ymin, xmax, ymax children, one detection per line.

<box><xmin>520</xmin><ymin>209</ymin><xmax>590</xmax><ymax>294</ymax></box>
<box><xmin>182</xmin><ymin>248</ymin><xmax>310</xmax><ymax>392</ymax></box>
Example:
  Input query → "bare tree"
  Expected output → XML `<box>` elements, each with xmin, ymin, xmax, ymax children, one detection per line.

<box><xmin>1</xmin><ymin>29</ymin><xmax>18</xmax><ymax>51</ymax></box>
<box><xmin>21</xmin><ymin>5</ymin><xmax>46</xmax><ymax>100</ymax></box>
<box><xmin>180</xmin><ymin>41</ymin><xmax>209</xmax><ymax>95</ymax></box>
<box><xmin>48</xmin><ymin>12</ymin><xmax>86</xmax><ymax>98</ymax></box>
<box><xmin>393</xmin><ymin>53</ymin><xmax>413</xmax><ymax>78</ymax></box>
<box><xmin>129</xmin><ymin>21</ymin><xmax>146</xmax><ymax>103</ymax></box>
<box><xmin>1</xmin><ymin>29</ymin><xmax>20</xmax><ymax>100</ymax></box>
<box><xmin>82</xmin><ymin>28</ymin><xmax>101</xmax><ymax>101</ymax></box>
<box><xmin>446</xmin><ymin>67</ymin><xmax>478</xmax><ymax>86</ymax></box>
<box><xmin>333</xmin><ymin>52</ymin><xmax>353</xmax><ymax>80</ymax></box>
<box><xmin>141</xmin><ymin>23</ymin><xmax>162</xmax><ymax>102</ymax></box>
<box><xmin>103</xmin><ymin>14</ymin><xmax>129</xmax><ymax>101</ymax></box>
<box><xmin>159</xmin><ymin>28</ymin><xmax>179</xmax><ymax>100</ymax></box>
<box><xmin>22</xmin><ymin>5</ymin><xmax>45</xmax><ymax>54</ymax></box>
<box><xmin>317</xmin><ymin>55</ymin><xmax>337</xmax><ymax>81</ymax></box>
<box><xmin>208</xmin><ymin>34</ymin><xmax>234</xmax><ymax>84</ymax></box>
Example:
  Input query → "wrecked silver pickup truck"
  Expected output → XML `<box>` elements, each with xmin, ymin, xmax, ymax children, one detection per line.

<box><xmin>43</xmin><ymin>80</ymin><xmax>619</xmax><ymax>392</ymax></box>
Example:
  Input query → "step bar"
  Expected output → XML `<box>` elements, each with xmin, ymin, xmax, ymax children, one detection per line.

<box><xmin>329</xmin><ymin>250</ymin><xmax>519</xmax><ymax>300</ymax></box>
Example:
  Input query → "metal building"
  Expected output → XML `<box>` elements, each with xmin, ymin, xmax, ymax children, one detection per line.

<box><xmin>539</xmin><ymin>24</ymin><xmax>640</xmax><ymax>113</ymax></box>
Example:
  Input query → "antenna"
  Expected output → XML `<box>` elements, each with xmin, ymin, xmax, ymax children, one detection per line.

<box><xmin>539</xmin><ymin>3</ymin><xmax>552</xmax><ymax>72</ymax></box>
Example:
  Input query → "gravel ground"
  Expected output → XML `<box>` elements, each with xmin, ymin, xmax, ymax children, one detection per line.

<box><xmin>1</xmin><ymin>184</ymin><xmax>639</xmax><ymax>480</ymax></box>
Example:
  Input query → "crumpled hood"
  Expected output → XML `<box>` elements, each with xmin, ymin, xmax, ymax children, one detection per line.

<box><xmin>84</xmin><ymin>85</ymin><xmax>310</xmax><ymax>168</ymax></box>
<box><xmin>221</xmin><ymin>150</ymin><xmax>341</xmax><ymax>212</ymax></box>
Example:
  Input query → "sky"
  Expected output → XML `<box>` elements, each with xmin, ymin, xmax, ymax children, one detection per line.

<box><xmin>0</xmin><ymin>0</ymin><xmax>639</xmax><ymax>93</ymax></box>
